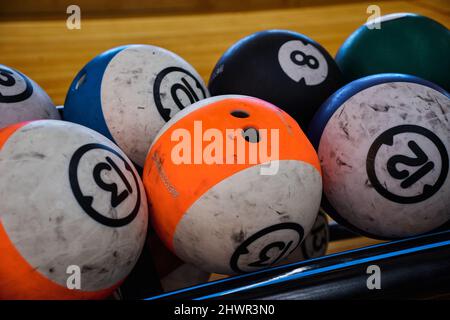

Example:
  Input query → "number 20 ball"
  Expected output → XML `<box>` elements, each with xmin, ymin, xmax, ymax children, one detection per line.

<box><xmin>64</xmin><ymin>44</ymin><xmax>209</xmax><ymax>167</ymax></box>
<box><xmin>309</xmin><ymin>74</ymin><xmax>450</xmax><ymax>239</ymax></box>
<box><xmin>208</xmin><ymin>30</ymin><xmax>344</xmax><ymax>129</ymax></box>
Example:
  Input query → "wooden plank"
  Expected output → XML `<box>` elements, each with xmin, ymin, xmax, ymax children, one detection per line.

<box><xmin>0</xmin><ymin>1</ymin><xmax>448</xmax><ymax>106</ymax></box>
<box><xmin>413</xmin><ymin>0</ymin><xmax>450</xmax><ymax>15</ymax></box>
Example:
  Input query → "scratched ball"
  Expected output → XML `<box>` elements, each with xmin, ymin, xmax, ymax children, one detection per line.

<box><xmin>308</xmin><ymin>74</ymin><xmax>450</xmax><ymax>239</ymax></box>
<box><xmin>208</xmin><ymin>30</ymin><xmax>344</xmax><ymax>129</ymax></box>
<box><xmin>64</xmin><ymin>44</ymin><xmax>209</xmax><ymax>168</ymax></box>
<box><xmin>0</xmin><ymin>120</ymin><xmax>148</xmax><ymax>299</ymax></box>
<box><xmin>143</xmin><ymin>95</ymin><xmax>322</xmax><ymax>274</ymax></box>
<box><xmin>0</xmin><ymin>64</ymin><xmax>60</xmax><ymax>128</ymax></box>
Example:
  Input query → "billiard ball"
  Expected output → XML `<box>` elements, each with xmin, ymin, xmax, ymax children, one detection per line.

<box><xmin>308</xmin><ymin>73</ymin><xmax>450</xmax><ymax>239</ymax></box>
<box><xmin>0</xmin><ymin>120</ymin><xmax>148</xmax><ymax>299</ymax></box>
<box><xmin>208</xmin><ymin>30</ymin><xmax>344</xmax><ymax>129</ymax></box>
<box><xmin>0</xmin><ymin>64</ymin><xmax>60</xmax><ymax>128</ymax></box>
<box><xmin>64</xmin><ymin>44</ymin><xmax>209</xmax><ymax>168</ymax></box>
<box><xmin>143</xmin><ymin>95</ymin><xmax>322</xmax><ymax>274</ymax></box>
<box><xmin>336</xmin><ymin>13</ymin><xmax>450</xmax><ymax>91</ymax></box>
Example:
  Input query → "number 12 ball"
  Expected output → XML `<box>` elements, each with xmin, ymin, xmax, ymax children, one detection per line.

<box><xmin>309</xmin><ymin>74</ymin><xmax>450</xmax><ymax>239</ymax></box>
<box><xmin>208</xmin><ymin>30</ymin><xmax>344</xmax><ymax>129</ymax></box>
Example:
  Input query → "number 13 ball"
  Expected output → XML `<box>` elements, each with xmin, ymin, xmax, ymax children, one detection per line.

<box><xmin>309</xmin><ymin>74</ymin><xmax>450</xmax><ymax>239</ymax></box>
<box><xmin>64</xmin><ymin>44</ymin><xmax>209</xmax><ymax>167</ymax></box>
<box><xmin>208</xmin><ymin>30</ymin><xmax>344</xmax><ymax>129</ymax></box>
<box><xmin>0</xmin><ymin>120</ymin><xmax>148</xmax><ymax>299</ymax></box>
<box><xmin>143</xmin><ymin>95</ymin><xmax>322</xmax><ymax>274</ymax></box>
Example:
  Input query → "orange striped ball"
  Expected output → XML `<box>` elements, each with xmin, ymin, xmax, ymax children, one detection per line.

<box><xmin>0</xmin><ymin>120</ymin><xmax>148</xmax><ymax>299</ymax></box>
<box><xmin>143</xmin><ymin>95</ymin><xmax>322</xmax><ymax>274</ymax></box>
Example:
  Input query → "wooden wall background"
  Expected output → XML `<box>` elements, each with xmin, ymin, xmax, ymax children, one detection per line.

<box><xmin>0</xmin><ymin>1</ymin><xmax>448</xmax><ymax>106</ymax></box>
<box><xmin>1</xmin><ymin>0</ymin><xmax>393</xmax><ymax>19</ymax></box>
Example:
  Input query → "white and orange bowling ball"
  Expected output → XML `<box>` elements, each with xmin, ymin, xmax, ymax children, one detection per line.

<box><xmin>0</xmin><ymin>120</ymin><xmax>148</xmax><ymax>299</ymax></box>
<box><xmin>143</xmin><ymin>95</ymin><xmax>322</xmax><ymax>275</ymax></box>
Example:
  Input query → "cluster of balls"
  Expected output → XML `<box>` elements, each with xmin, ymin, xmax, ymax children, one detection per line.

<box><xmin>0</xmin><ymin>13</ymin><xmax>448</xmax><ymax>299</ymax></box>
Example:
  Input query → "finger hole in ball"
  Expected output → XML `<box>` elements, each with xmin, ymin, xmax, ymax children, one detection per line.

<box><xmin>242</xmin><ymin>127</ymin><xmax>260</xmax><ymax>143</ymax></box>
<box><xmin>230</xmin><ymin>110</ymin><xmax>250</xmax><ymax>118</ymax></box>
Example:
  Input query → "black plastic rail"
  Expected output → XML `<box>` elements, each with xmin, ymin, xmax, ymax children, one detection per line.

<box><xmin>146</xmin><ymin>229</ymin><xmax>450</xmax><ymax>300</ymax></box>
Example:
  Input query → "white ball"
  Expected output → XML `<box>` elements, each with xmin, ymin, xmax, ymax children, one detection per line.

<box><xmin>64</xmin><ymin>45</ymin><xmax>209</xmax><ymax>167</ymax></box>
<box><xmin>0</xmin><ymin>120</ymin><xmax>148</xmax><ymax>299</ymax></box>
<box><xmin>0</xmin><ymin>64</ymin><xmax>60</xmax><ymax>129</ymax></box>
<box><xmin>318</xmin><ymin>80</ymin><xmax>450</xmax><ymax>238</ymax></box>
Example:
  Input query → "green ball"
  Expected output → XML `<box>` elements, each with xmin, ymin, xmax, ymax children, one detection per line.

<box><xmin>336</xmin><ymin>13</ymin><xmax>450</xmax><ymax>91</ymax></box>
